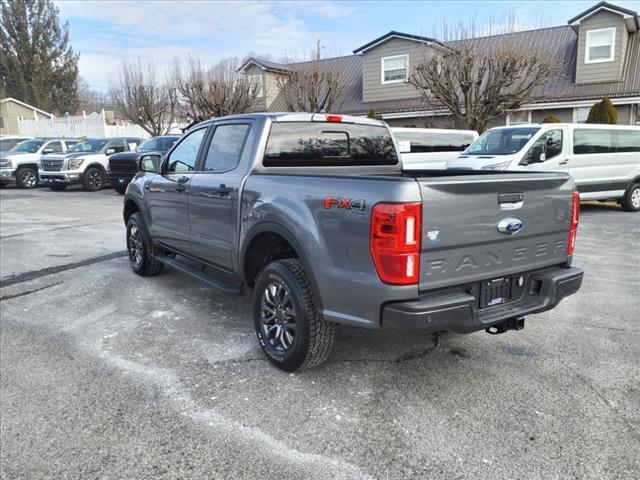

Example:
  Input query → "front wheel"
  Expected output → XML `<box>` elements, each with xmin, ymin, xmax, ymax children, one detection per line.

<box><xmin>82</xmin><ymin>167</ymin><xmax>105</xmax><ymax>191</ymax></box>
<box><xmin>253</xmin><ymin>259</ymin><xmax>335</xmax><ymax>371</ymax></box>
<box><xmin>620</xmin><ymin>184</ymin><xmax>640</xmax><ymax>212</ymax></box>
<box><xmin>16</xmin><ymin>167</ymin><xmax>38</xmax><ymax>189</ymax></box>
<box><xmin>126</xmin><ymin>212</ymin><xmax>164</xmax><ymax>276</ymax></box>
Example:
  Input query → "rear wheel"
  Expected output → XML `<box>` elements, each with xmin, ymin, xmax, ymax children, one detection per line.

<box><xmin>82</xmin><ymin>167</ymin><xmax>105</xmax><ymax>191</ymax></box>
<box><xmin>16</xmin><ymin>167</ymin><xmax>38</xmax><ymax>189</ymax></box>
<box><xmin>126</xmin><ymin>212</ymin><xmax>164</xmax><ymax>276</ymax></box>
<box><xmin>48</xmin><ymin>185</ymin><xmax>67</xmax><ymax>191</ymax></box>
<box><xmin>620</xmin><ymin>184</ymin><xmax>640</xmax><ymax>212</ymax></box>
<box><xmin>253</xmin><ymin>259</ymin><xmax>334</xmax><ymax>371</ymax></box>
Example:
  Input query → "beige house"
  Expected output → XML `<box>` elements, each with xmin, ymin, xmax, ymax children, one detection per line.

<box><xmin>0</xmin><ymin>97</ymin><xmax>54</xmax><ymax>135</ymax></box>
<box><xmin>238</xmin><ymin>1</ymin><xmax>640</xmax><ymax>128</ymax></box>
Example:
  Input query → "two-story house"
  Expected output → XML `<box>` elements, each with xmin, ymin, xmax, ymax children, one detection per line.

<box><xmin>238</xmin><ymin>1</ymin><xmax>639</xmax><ymax>129</ymax></box>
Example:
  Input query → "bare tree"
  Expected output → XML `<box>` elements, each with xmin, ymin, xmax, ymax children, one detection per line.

<box><xmin>276</xmin><ymin>51</ymin><xmax>345</xmax><ymax>113</ymax></box>
<box><xmin>109</xmin><ymin>59</ymin><xmax>178</xmax><ymax>136</ymax></box>
<box><xmin>410</xmin><ymin>18</ymin><xmax>558</xmax><ymax>132</ymax></box>
<box><xmin>173</xmin><ymin>56</ymin><xmax>259</xmax><ymax>121</ymax></box>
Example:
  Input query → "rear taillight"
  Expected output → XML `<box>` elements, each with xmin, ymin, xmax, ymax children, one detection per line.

<box><xmin>325</xmin><ymin>114</ymin><xmax>343</xmax><ymax>123</ymax></box>
<box><xmin>568</xmin><ymin>191</ymin><xmax>580</xmax><ymax>255</ymax></box>
<box><xmin>370</xmin><ymin>202</ymin><xmax>421</xmax><ymax>285</ymax></box>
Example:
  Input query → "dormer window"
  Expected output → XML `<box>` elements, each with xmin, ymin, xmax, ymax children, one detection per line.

<box><xmin>585</xmin><ymin>27</ymin><xmax>616</xmax><ymax>63</ymax></box>
<box><xmin>248</xmin><ymin>74</ymin><xmax>264</xmax><ymax>97</ymax></box>
<box><xmin>381</xmin><ymin>55</ymin><xmax>408</xmax><ymax>84</ymax></box>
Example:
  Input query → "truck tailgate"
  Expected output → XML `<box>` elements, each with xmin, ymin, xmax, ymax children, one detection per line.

<box><xmin>416</xmin><ymin>172</ymin><xmax>575</xmax><ymax>291</ymax></box>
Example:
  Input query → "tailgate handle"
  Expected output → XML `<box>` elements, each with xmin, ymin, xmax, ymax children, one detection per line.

<box><xmin>498</xmin><ymin>193</ymin><xmax>523</xmax><ymax>203</ymax></box>
<box><xmin>498</xmin><ymin>192</ymin><xmax>524</xmax><ymax>210</ymax></box>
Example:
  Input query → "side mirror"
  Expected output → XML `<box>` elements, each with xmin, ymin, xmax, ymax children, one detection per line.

<box><xmin>531</xmin><ymin>145</ymin><xmax>544</xmax><ymax>163</ymax></box>
<box><xmin>42</xmin><ymin>148</ymin><xmax>54</xmax><ymax>154</ymax></box>
<box><xmin>139</xmin><ymin>154</ymin><xmax>160</xmax><ymax>173</ymax></box>
<box><xmin>105</xmin><ymin>148</ymin><xmax>116</xmax><ymax>155</ymax></box>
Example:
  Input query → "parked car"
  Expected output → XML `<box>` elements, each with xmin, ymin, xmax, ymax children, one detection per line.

<box><xmin>447</xmin><ymin>123</ymin><xmax>640</xmax><ymax>212</ymax></box>
<box><xmin>392</xmin><ymin>128</ymin><xmax>478</xmax><ymax>169</ymax></box>
<box><xmin>40</xmin><ymin>137</ymin><xmax>141</xmax><ymax>191</ymax></box>
<box><xmin>123</xmin><ymin>112</ymin><xmax>583</xmax><ymax>371</ymax></box>
<box><xmin>108</xmin><ymin>135</ymin><xmax>180</xmax><ymax>194</ymax></box>
<box><xmin>0</xmin><ymin>138</ymin><xmax>78</xmax><ymax>189</ymax></box>
<box><xmin>0</xmin><ymin>135</ymin><xmax>33</xmax><ymax>153</ymax></box>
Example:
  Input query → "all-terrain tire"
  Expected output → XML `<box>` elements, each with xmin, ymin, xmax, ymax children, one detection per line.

<box><xmin>82</xmin><ymin>167</ymin><xmax>105</xmax><ymax>191</ymax></box>
<box><xmin>126</xmin><ymin>212</ymin><xmax>165</xmax><ymax>276</ymax></box>
<box><xmin>15</xmin><ymin>167</ymin><xmax>39</xmax><ymax>189</ymax></box>
<box><xmin>620</xmin><ymin>183</ymin><xmax>640</xmax><ymax>212</ymax></box>
<box><xmin>48</xmin><ymin>185</ymin><xmax>67</xmax><ymax>191</ymax></box>
<box><xmin>253</xmin><ymin>258</ymin><xmax>335</xmax><ymax>371</ymax></box>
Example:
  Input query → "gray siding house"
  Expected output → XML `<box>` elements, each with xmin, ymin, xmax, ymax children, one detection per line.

<box><xmin>238</xmin><ymin>1</ymin><xmax>640</xmax><ymax>128</ymax></box>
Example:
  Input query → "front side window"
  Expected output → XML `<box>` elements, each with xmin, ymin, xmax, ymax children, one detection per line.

<box><xmin>44</xmin><ymin>141</ymin><xmax>63</xmax><ymax>153</ymax></box>
<box><xmin>522</xmin><ymin>129</ymin><xmax>563</xmax><ymax>164</ymax></box>
<box><xmin>70</xmin><ymin>139</ymin><xmax>108</xmax><ymax>153</ymax></box>
<box><xmin>203</xmin><ymin>124</ymin><xmax>250</xmax><ymax>172</ymax></box>
<box><xmin>466</xmin><ymin>127</ymin><xmax>540</xmax><ymax>156</ymax></box>
<box><xmin>381</xmin><ymin>55</ymin><xmax>408</xmax><ymax>84</ymax></box>
<box><xmin>105</xmin><ymin>139</ymin><xmax>126</xmax><ymax>154</ymax></box>
<box><xmin>585</xmin><ymin>27</ymin><xmax>615</xmax><ymax>63</ymax></box>
<box><xmin>166</xmin><ymin>128</ymin><xmax>206</xmax><ymax>173</ymax></box>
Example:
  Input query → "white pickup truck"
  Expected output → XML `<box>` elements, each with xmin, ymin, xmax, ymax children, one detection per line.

<box><xmin>0</xmin><ymin>138</ymin><xmax>78</xmax><ymax>189</ymax></box>
<box><xmin>40</xmin><ymin>137</ymin><xmax>141</xmax><ymax>191</ymax></box>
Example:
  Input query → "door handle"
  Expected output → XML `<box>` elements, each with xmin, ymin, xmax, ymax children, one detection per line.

<box><xmin>217</xmin><ymin>183</ymin><xmax>232</xmax><ymax>196</ymax></box>
<box><xmin>559</xmin><ymin>158</ymin><xmax>569</xmax><ymax>165</ymax></box>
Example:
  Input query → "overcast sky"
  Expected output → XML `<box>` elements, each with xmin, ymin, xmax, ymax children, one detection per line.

<box><xmin>54</xmin><ymin>0</ymin><xmax>640</xmax><ymax>92</ymax></box>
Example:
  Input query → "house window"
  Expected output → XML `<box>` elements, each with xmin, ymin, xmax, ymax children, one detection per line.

<box><xmin>381</xmin><ymin>55</ymin><xmax>408</xmax><ymax>84</ymax></box>
<box><xmin>507</xmin><ymin>111</ymin><xmax>531</xmax><ymax>125</ymax></box>
<box><xmin>585</xmin><ymin>27</ymin><xmax>615</xmax><ymax>64</ymax></box>
<box><xmin>574</xmin><ymin>107</ymin><xmax>591</xmax><ymax>123</ymax></box>
<box><xmin>0</xmin><ymin>116</ymin><xmax>4</xmax><ymax>129</ymax></box>
<box><xmin>248</xmin><ymin>74</ymin><xmax>263</xmax><ymax>97</ymax></box>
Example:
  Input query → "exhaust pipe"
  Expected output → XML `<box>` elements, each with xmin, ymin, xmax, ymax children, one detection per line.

<box><xmin>486</xmin><ymin>317</ymin><xmax>525</xmax><ymax>335</ymax></box>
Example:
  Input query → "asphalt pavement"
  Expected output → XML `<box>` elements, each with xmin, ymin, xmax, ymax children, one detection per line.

<box><xmin>1</xmin><ymin>186</ymin><xmax>638</xmax><ymax>479</ymax></box>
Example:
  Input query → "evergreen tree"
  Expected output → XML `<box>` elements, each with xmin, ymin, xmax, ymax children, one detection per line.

<box><xmin>586</xmin><ymin>97</ymin><xmax>618</xmax><ymax>125</ymax></box>
<box><xmin>0</xmin><ymin>0</ymin><xmax>80</xmax><ymax>114</ymax></box>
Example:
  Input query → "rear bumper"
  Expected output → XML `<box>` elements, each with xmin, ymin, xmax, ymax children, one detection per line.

<box><xmin>382</xmin><ymin>266</ymin><xmax>584</xmax><ymax>332</ymax></box>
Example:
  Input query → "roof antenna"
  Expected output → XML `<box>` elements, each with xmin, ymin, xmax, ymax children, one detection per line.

<box><xmin>314</xmin><ymin>85</ymin><xmax>332</xmax><ymax>113</ymax></box>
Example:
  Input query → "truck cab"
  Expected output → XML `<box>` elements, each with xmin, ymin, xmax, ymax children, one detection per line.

<box><xmin>0</xmin><ymin>138</ymin><xmax>78</xmax><ymax>189</ymax></box>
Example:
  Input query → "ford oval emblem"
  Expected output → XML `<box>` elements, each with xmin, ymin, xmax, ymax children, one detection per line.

<box><xmin>497</xmin><ymin>217</ymin><xmax>524</xmax><ymax>235</ymax></box>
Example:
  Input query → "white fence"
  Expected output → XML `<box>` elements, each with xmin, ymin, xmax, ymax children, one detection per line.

<box><xmin>18</xmin><ymin>114</ymin><xmax>151</xmax><ymax>139</ymax></box>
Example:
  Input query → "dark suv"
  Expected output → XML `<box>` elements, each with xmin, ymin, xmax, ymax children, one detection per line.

<box><xmin>108</xmin><ymin>135</ymin><xmax>180</xmax><ymax>194</ymax></box>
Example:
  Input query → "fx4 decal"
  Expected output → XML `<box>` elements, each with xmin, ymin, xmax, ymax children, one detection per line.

<box><xmin>324</xmin><ymin>196</ymin><xmax>366</xmax><ymax>211</ymax></box>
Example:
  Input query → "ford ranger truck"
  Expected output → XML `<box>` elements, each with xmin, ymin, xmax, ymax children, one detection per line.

<box><xmin>123</xmin><ymin>113</ymin><xmax>584</xmax><ymax>371</ymax></box>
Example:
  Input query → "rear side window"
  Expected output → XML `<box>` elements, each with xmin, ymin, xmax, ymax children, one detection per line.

<box><xmin>203</xmin><ymin>124</ymin><xmax>250</xmax><ymax>172</ymax></box>
<box><xmin>264</xmin><ymin>122</ymin><xmax>398</xmax><ymax>167</ymax></box>
<box><xmin>572</xmin><ymin>129</ymin><xmax>640</xmax><ymax>154</ymax></box>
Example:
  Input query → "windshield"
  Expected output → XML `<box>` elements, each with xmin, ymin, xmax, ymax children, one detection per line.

<box><xmin>138</xmin><ymin>136</ymin><xmax>178</xmax><ymax>152</ymax></box>
<box><xmin>465</xmin><ymin>127</ymin><xmax>540</xmax><ymax>155</ymax></box>
<box><xmin>10</xmin><ymin>140</ymin><xmax>45</xmax><ymax>153</ymax></box>
<box><xmin>69</xmin><ymin>139</ymin><xmax>108</xmax><ymax>153</ymax></box>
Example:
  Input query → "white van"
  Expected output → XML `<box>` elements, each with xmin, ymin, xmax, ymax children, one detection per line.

<box><xmin>392</xmin><ymin>128</ymin><xmax>478</xmax><ymax>169</ymax></box>
<box><xmin>447</xmin><ymin>123</ymin><xmax>640</xmax><ymax>212</ymax></box>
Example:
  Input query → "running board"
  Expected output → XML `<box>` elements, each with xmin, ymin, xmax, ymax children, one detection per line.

<box><xmin>153</xmin><ymin>254</ymin><xmax>243</xmax><ymax>295</ymax></box>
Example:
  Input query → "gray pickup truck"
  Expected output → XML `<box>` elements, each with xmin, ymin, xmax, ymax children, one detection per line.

<box><xmin>123</xmin><ymin>113</ymin><xmax>583</xmax><ymax>371</ymax></box>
